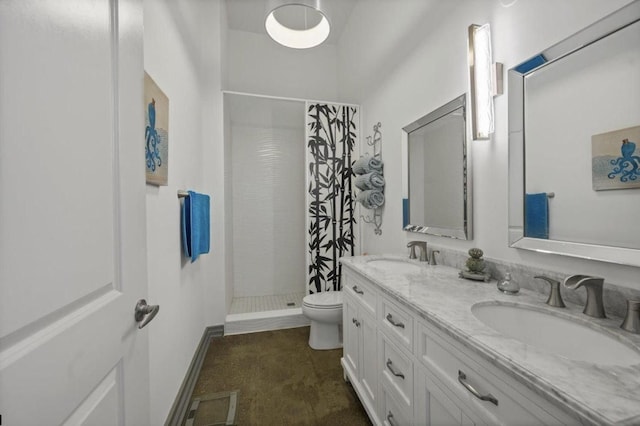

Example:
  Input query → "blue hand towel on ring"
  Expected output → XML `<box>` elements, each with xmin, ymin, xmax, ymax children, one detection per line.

<box><xmin>181</xmin><ymin>190</ymin><xmax>211</xmax><ymax>262</ymax></box>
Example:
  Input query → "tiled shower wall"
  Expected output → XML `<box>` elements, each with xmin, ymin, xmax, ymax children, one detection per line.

<box><xmin>231</xmin><ymin>107</ymin><xmax>306</xmax><ymax>298</ymax></box>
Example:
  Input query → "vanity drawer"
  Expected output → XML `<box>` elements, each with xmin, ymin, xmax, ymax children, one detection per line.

<box><xmin>344</xmin><ymin>270</ymin><xmax>377</xmax><ymax>316</ymax></box>
<box><xmin>416</xmin><ymin>321</ymin><xmax>570</xmax><ymax>425</ymax></box>
<box><xmin>379</xmin><ymin>295</ymin><xmax>414</xmax><ymax>353</ymax></box>
<box><xmin>379</xmin><ymin>333</ymin><xmax>414</xmax><ymax>409</ymax></box>
<box><xmin>380</xmin><ymin>381</ymin><xmax>412</xmax><ymax>426</ymax></box>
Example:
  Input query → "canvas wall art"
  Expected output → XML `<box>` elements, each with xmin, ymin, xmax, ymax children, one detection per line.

<box><xmin>592</xmin><ymin>125</ymin><xmax>640</xmax><ymax>191</ymax></box>
<box><xmin>144</xmin><ymin>72</ymin><xmax>169</xmax><ymax>186</ymax></box>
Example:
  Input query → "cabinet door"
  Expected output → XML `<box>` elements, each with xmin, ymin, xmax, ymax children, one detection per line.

<box><xmin>360</xmin><ymin>309</ymin><xmax>378</xmax><ymax>408</ymax></box>
<box><xmin>343</xmin><ymin>295</ymin><xmax>360</xmax><ymax>378</ymax></box>
<box><xmin>416</xmin><ymin>367</ymin><xmax>480</xmax><ymax>426</ymax></box>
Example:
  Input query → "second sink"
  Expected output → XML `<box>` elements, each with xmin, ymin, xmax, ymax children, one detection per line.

<box><xmin>471</xmin><ymin>302</ymin><xmax>640</xmax><ymax>366</ymax></box>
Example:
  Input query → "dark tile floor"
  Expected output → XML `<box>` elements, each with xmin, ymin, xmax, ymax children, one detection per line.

<box><xmin>189</xmin><ymin>326</ymin><xmax>372</xmax><ymax>425</ymax></box>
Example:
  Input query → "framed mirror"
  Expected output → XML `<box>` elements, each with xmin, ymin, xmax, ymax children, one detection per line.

<box><xmin>401</xmin><ymin>94</ymin><xmax>472</xmax><ymax>240</ymax></box>
<box><xmin>508</xmin><ymin>1</ymin><xmax>640</xmax><ymax>267</ymax></box>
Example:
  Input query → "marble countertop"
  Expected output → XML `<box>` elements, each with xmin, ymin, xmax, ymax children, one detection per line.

<box><xmin>340</xmin><ymin>255</ymin><xmax>640</xmax><ymax>426</ymax></box>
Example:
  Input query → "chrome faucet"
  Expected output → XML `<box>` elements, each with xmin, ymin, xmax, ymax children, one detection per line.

<box><xmin>621</xmin><ymin>299</ymin><xmax>640</xmax><ymax>334</ymax></box>
<box><xmin>563</xmin><ymin>275</ymin><xmax>606</xmax><ymax>318</ymax></box>
<box><xmin>534</xmin><ymin>276</ymin><xmax>566</xmax><ymax>308</ymax></box>
<box><xmin>407</xmin><ymin>241</ymin><xmax>427</xmax><ymax>262</ymax></box>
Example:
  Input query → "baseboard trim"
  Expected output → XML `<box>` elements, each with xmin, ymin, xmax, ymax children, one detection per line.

<box><xmin>165</xmin><ymin>325</ymin><xmax>224</xmax><ymax>426</ymax></box>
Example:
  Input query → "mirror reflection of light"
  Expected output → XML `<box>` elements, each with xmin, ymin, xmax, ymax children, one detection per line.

<box><xmin>265</xmin><ymin>8</ymin><xmax>330</xmax><ymax>49</ymax></box>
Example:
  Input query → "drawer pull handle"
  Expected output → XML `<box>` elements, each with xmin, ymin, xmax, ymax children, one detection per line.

<box><xmin>352</xmin><ymin>285</ymin><xmax>364</xmax><ymax>295</ymax></box>
<box><xmin>458</xmin><ymin>370</ymin><xmax>498</xmax><ymax>406</ymax></box>
<box><xmin>386</xmin><ymin>313</ymin><xmax>405</xmax><ymax>328</ymax></box>
<box><xmin>387</xmin><ymin>411</ymin><xmax>398</xmax><ymax>426</ymax></box>
<box><xmin>386</xmin><ymin>359</ymin><xmax>405</xmax><ymax>379</ymax></box>
<box><xmin>352</xmin><ymin>318</ymin><xmax>360</xmax><ymax>327</ymax></box>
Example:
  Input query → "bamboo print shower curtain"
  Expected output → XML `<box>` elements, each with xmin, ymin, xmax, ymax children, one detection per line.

<box><xmin>306</xmin><ymin>103</ymin><xmax>359</xmax><ymax>294</ymax></box>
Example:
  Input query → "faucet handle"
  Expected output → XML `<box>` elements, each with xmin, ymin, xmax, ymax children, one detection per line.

<box><xmin>407</xmin><ymin>243</ymin><xmax>417</xmax><ymax>259</ymax></box>
<box><xmin>621</xmin><ymin>299</ymin><xmax>640</xmax><ymax>334</ymax></box>
<box><xmin>428</xmin><ymin>249</ymin><xmax>440</xmax><ymax>265</ymax></box>
<box><xmin>534</xmin><ymin>276</ymin><xmax>566</xmax><ymax>308</ymax></box>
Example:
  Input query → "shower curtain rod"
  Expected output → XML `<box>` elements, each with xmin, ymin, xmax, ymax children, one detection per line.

<box><xmin>221</xmin><ymin>90</ymin><xmax>360</xmax><ymax>108</ymax></box>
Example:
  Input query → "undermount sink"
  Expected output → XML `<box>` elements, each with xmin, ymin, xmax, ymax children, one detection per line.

<box><xmin>366</xmin><ymin>259</ymin><xmax>422</xmax><ymax>273</ymax></box>
<box><xmin>472</xmin><ymin>302</ymin><xmax>640</xmax><ymax>366</ymax></box>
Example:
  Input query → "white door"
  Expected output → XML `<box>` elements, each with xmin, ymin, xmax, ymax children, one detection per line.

<box><xmin>0</xmin><ymin>1</ymin><xmax>151</xmax><ymax>425</ymax></box>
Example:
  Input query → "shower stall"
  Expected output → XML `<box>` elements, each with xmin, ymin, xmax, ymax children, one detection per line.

<box><xmin>223</xmin><ymin>93</ymin><xmax>359</xmax><ymax>333</ymax></box>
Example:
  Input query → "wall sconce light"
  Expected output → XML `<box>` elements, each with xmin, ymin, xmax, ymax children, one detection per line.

<box><xmin>265</xmin><ymin>0</ymin><xmax>331</xmax><ymax>49</ymax></box>
<box><xmin>468</xmin><ymin>24</ymin><xmax>503</xmax><ymax>140</ymax></box>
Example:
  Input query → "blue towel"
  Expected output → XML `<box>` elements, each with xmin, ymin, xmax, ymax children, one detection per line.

<box><xmin>354</xmin><ymin>172</ymin><xmax>385</xmax><ymax>191</ymax></box>
<box><xmin>352</xmin><ymin>155</ymin><xmax>383</xmax><ymax>175</ymax></box>
<box><xmin>402</xmin><ymin>198</ymin><xmax>410</xmax><ymax>228</ymax></box>
<box><xmin>525</xmin><ymin>193</ymin><xmax>549</xmax><ymax>239</ymax></box>
<box><xmin>356</xmin><ymin>189</ymin><xmax>385</xmax><ymax>209</ymax></box>
<box><xmin>181</xmin><ymin>190</ymin><xmax>210</xmax><ymax>262</ymax></box>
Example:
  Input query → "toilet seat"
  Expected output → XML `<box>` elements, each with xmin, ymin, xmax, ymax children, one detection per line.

<box><xmin>303</xmin><ymin>292</ymin><xmax>343</xmax><ymax>309</ymax></box>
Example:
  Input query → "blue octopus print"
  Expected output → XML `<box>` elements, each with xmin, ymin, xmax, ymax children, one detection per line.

<box><xmin>145</xmin><ymin>98</ymin><xmax>162</xmax><ymax>172</ymax></box>
<box><xmin>608</xmin><ymin>138</ymin><xmax>640</xmax><ymax>183</ymax></box>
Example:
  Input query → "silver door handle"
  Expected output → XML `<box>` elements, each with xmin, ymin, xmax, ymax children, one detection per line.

<box><xmin>352</xmin><ymin>285</ymin><xmax>364</xmax><ymax>295</ymax></box>
<box><xmin>386</xmin><ymin>313</ymin><xmax>405</xmax><ymax>328</ymax></box>
<box><xmin>386</xmin><ymin>359</ymin><xmax>405</xmax><ymax>379</ymax></box>
<box><xmin>387</xmin><ymin>411</ymin><xmax>398</xmax><ymax>426</ymax></box>
<box><xmin>458</xmin><ymin>370</ymin><xmax>498</xmax><ymax>406</ymax></box>
<box><xmin>135</xmin><ymin>299</ymin><xmax>159</xmax><ymax>329</ymax></box>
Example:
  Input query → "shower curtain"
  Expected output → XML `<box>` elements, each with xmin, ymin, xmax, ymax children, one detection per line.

<box><xmin>306</xmin><ymin>103</ymin><xmax>359</xmax><ymax>294</ymax></box>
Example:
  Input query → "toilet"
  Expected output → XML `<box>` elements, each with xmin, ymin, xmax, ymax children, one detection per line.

<box><xmin>302</xmin><ymin>291</ymin><xmax>343</xmax><ymax>350</ymax></box>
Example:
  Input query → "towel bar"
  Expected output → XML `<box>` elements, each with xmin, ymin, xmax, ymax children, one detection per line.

<box><xmin>177</xmin><ymin>190</ymin><xmax>189</xmax><ymax>198</ymax></box>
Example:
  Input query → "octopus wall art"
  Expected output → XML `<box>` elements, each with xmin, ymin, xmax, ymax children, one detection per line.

<box><xmin>608</xmin><ymin>138</ymin><xmax>640</xmax><ymax>183</ymax></box>
<box><xmin>144</xmin><ymin>72</ymin><xmax>169</xmax><ymax>186</ymax></box>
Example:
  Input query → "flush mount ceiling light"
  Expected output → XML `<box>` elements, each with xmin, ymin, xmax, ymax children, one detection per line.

<box><xmin>265</xmin><ymin>0</ymin><xmax>331</xmax><ymax>49</ymax></box>
<box><xmin>468</xmin><ymin>23</ymin><xmax>503</xmax><ymax>140</ymax></box>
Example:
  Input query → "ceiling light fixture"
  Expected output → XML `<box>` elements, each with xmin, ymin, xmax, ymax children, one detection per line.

<box><xmin>265</xmin><ymin>0</ymin><xmax>331</xmax><ymax>49</ymax></box>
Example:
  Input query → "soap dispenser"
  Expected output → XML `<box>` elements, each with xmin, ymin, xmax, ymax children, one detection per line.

<box><xmin>497</xmin><ymin>273</ymin><xmax>519</xmax><ymax>295</ymax></box>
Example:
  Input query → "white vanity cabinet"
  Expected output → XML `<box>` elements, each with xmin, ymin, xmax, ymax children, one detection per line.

<box><xmin>341</xmin><ymin>267</ymin><xmax>578</xmax><ymax>426</ymax></box>
<box><xmin>342</xmin><ymin>270</ymin><xmax>380</xmax><ymax>424</ymax></box>
<box><xmin>415</xmin><ymin>320</ymin><xmax>574</xmax><ymax>425</ymax></box>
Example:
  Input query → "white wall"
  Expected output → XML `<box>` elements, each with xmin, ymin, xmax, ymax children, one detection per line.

<box><xmin>225</xmin><ymin>29</ymin><xmax>338</xmax><ymax>101</ymax></box>
<box><xmin>344</xmin><ymin>0</ymin><xmax>640</xmax><ymax>288</ymax></box>
<box><xmin>144</xmin><ymin>0</ymin><xmax>224</xmax><ymax>423</ymax></box>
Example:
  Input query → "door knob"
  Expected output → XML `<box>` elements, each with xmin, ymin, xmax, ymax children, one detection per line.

<box><xmin>135</xmin><ymin>299</ymin><xmax>159</xmax><ymax>329</ymax></box>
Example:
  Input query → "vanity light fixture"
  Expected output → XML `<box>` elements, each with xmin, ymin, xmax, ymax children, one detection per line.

<box><xmin>468</xmin><ymin>24</ymin><xmax>503</xmax><ymax>140</ymax></box>
<box><xmin>265</xmin><ymin>0</ymin><xmax>331</xmax><ymax>49</ymax></box>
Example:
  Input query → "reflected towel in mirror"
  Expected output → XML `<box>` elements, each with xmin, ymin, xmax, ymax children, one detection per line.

<box><xmin>352</xmin><ymin>155</ymin><xmax>383</xmax><ymax>175</ymax></box>
<box><xmin>356</xmin><ymin>190</ymin><xmax>385</xmax><ymax>209</ymax></box>
<box><xmin>354</xmin><ymin>172</ymin><xmax>385</xmax><ymax>191</ymax></box>
<box><xmin>525</xmin><ymin>192</ymin><xmax>549</xmax><ymax>239</ymax></box>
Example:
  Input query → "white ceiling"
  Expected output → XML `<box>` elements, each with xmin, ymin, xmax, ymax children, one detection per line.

<box><xmin>225</xmin><ymin>0</ymin><xmax>359</xmax><ymax>45</ymax></box>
